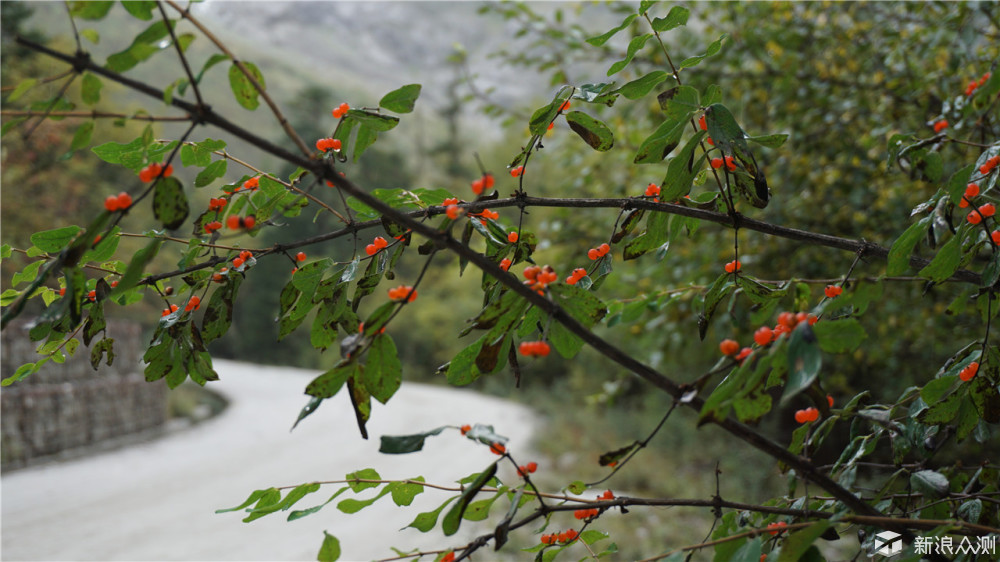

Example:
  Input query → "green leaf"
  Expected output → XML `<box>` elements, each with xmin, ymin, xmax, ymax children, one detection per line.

<box><xmin>112</xmin><ymin>238</ymin><xmax>162</xmax><ymax>297</ymax></box>
<box><xmin>634</xmin><ymin>118</ymin><xmax>687</xmax><ymax>164</ymax></box>
<box><xmin>121</xmin><ymin>1</ymin><xmax>156</xmax><ymax>20</ymax></box>
<box><xmin>678</xmin><ymin>34</ymin><xmax>728</xmax><ymax>69</ymax></box>
<box><xmin>379</xmin><ymin>426</ymin><xmax>449</xmax><ymax>454</ymax></box>
<box><xmin>105</xmin><ymin>20</ymin><xmax>172</xmax><ymax>72</ymax></box>
<box><xmin>918</xmin><ymin>230</ymin><xmax>962</xmax><ymax>282</ymax></box>
<box><xmin>660</xmin><ymin>131</ymin><xmax>708</xmax><ymax>201</ymax></box>
<box><xmin>364</xmin><ymin>334</ymin><xmax>401</xmax><ymax>404</ymax></box>
<box><xmin>7</xmin><ymin>78</ymin><xmax>37</xmax><ymax>102</ymax></box>
<box><xmin>565</xmin><ymin>111</ymin><xmax>614</xmax><ymax>151</ymax></box>
<box><xmin>70</xmin><ymin>121</ymin><xmax>95</xmax><ymax>151</ymax></box>
<box><xmin>346</xmin><ymin>109</ymin><xmax>399</xmax><ymax>132</ymax></box>
<box><xmin>390</xmin><ymin>477</ymin><xmax>425</xmax><ymax>506</ymax></box>
<box><xmin>379</xmin><ymin>84</ymin><xmax>421</xmax><ymax>113</ymax></box>
<box><xmin>812</xmin><ymin>318</ymin><xmax>867</xmax><ymax>353</ymax></box>
<box><xmin>775</xmin><ymin>521</ymin><xmax>830</xmax><ymax>562</ymax></box>
<box><xmin>624</xmin><ymin>211</ymin><xmax>670</xmax><ymax>260</ymax></box>
<box><xmin>201</xmin><ymin>274</ymin><xmax>242</xmax><ymax>344</ymax></box>
<box><xmin>650</xmin><ymin>6</ymin><xmax>689</xmax><ymax>32</ymax></box>
<box><xmin>306</xmin><ymin>363</ymin><xmax>356</xmax><ymax>398</ymax></box>
<box><xmin>910</xmin><ymin>470</ymin><xmax>949</xmax><ymax>499</ymax></box>
<box><xmin>887</xmin><ymin>217</ymin><xmax>931</xmax><ymax>275</ymax></box>
<box><xmin>528</xmin><ymin>97</ymin><xmax>566</xmax><ymax>136</ymax></box>
<box><xmin>607</xmin><ymin>33</ymin><xmax>653</xmax><ymax>76</ymax></box>
<box><xmin>92</xmin><ymin>137</ymin><xmax>145</xmax><ymax>165</ymax></box>
<box><xmin>957</xmin><ymin>499</ymin><xmax>982</xmax><ymax>524</ymax></box>
<box><xmin>31</xmin><ymin>225</ymin><xmax>82</xmax><ymax>253</ymax></box>
<box><xmin>69</xmin><ymin>1</ymin><xmax>113</xmax><ymax>20</ymax></box>
<box><xmin>194</xmin><ymin>159</ymin><xmax>227</xmax><ymax>188</ymax></box>
<box><xmin>781</xmin><ymin>323</ymin><xmax>821</xmax><ymax>406</ymax></box>
<box><xmin>700</xmin><ymin>272</ymin><xmax>735</xmax><ymax>339</ymax></box>
<box><xmin>228</xmin><ymin>61</ymin><xmax>266</xmax><ymax>111</ymax></box>
<box><xmin>80</xmin><ymin>28</ymin><xmax>99</xmax><ymax>44</ymax></box>
<box><xmin>215</xmin><ymin>488</ymin><xmax>271</xmax><ymax>513</ymax></box>
<box><xmin>618</xmin><ymin>71</ymin><xmax>669</xmax><ymax>100</ymax></box>
<box><xmin>153</xmin><ymin>177</ymin><xmax>189</xmax><ymax>230</ymax></box>
<box><xmin>317</xmin><ymin>531</ymin><xmax>340</xmax><ymax>562</ymax></box>
<box><xmin>81</xmin><ymin>73</ymin><xmax>102</xmax><ymax>105</ymax></box>
<box><xmin>446</xmin><ymin>335</ymin><xmax>485</xmax><ymax>386</ymax></box>
<box><xmin>746</xmin><ymin>134</ymin><xmax>788</xmax><ymax>148</ymax></box>
<box><xmin>345</xmin><ymin>468</ymin><xmax>381</xmax><ymax>493</ymax></box>
<box><xmin>442</xmin><ymin>462</ymin><xmax>498</xmax><ymax>536</ymax></box>
<box><xmin>586</xmin><ymin>13</ymin><xmax>637</xmax><ymax>46</ymax></box>
<box><xmin>730</xmin><ymin>537</ymin><xmax>762</xmax><ymax>562</ymax></box>
<box><xmin>407</xmin><ymin>496</ymin><xmax>457</xmax><ymax>533</ymax></box>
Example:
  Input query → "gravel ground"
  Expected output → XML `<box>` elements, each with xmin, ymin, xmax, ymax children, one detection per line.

<box><xmin>1</xmin><ymin>359</ymin><xmax>537</xmax><ymax>561</ymax></box>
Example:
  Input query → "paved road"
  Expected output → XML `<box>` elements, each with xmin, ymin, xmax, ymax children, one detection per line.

<box><xmin>1</xmin><ymin>360</ymin><xmax>536</xmax><ymax>561</ymax></box>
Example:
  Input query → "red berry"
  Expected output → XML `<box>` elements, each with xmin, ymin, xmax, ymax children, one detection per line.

<box><xmin>59</xmin><ymin>288</ymin><xmax>66</xmax><ymax>297</ymax></box>
<box><xmin>104</xmin><ymin>195</ymin><xmax>120</xmax><ymax>212</ymax></box>
<box><xmin>510</xmin><ymin>165</ymin><xmax>524</xmax><ymax>178</ymax></box>
<box><xmin>185</xmin><ymin>296</ymin><xmax>201</xmax><ymax>312</ymax></box>
<box><xmin>441</xmin><ymin>552</ymin><xmax>455</xmax><ymax>562</ymax></box>
<box><xmin>243</xmin><ymin>216</ymin><xmax>256</xmax><ymax>229</ymax></box>
<box><xmin>767</xmin><ymin>521</ymin><xmax>787</xmax><ymax>536</ymax></box>
<box><xmin>719</xmin><ymin>339</ymin><xmax>740</xmax><ymax>356</ymax></box>
<box><xmin>600</xmin><ymin>490</ymin><xmax>614</xmax><ymax>500</ymax></box>
<box><xmin>724</xmin><ymin>155</ymin><xmax>737</xmax><ymax>172</ymax></box>
<box><xmin>559</xmin><ymin>100</ymin><xmax>571</xmax><ymax>111</ymax></box>
<box><xmin>979</xmin><ymin>203</ymin><xmax>996</xmax><ymax>218</ymax></box>
<box><xmin>754</xmin><ymin>326</ymin><xmax>774</xmax><ymax>346</ymax></box>
<box><xmin>116</xmin><ymin>192</ymin><xmax>132</xmax><ymax>209</ymax></box>
<box><xmin>735</xmin><ymin>347</ymin><xmax>753</xmax><ymax>362</ymax></box>
<box><xmin>706</xmin><ymin>137</ymin><xmax>714</xmax><ymax>146</ymax></box>
<box><xmin>489</xmin><ymin>442</ymin><xmax>506</xmax><ymax>455</ymax></box>
<box><xmin>991</xmin><ymin>231</ymin><xmax>1000</xmax><ymax>245</ymax></box>
<box><xmin>968</xmin><ymin>210</ymin><xmax>983</xmax><ymax>225</ymax></box>
<box><xmin>446</xmin><ymin>205</ymin><xmax>462</xmax><ymax>220</ymax></box>
<box><xmin>933</xmin><ymin>119</ymin><xmax>948</xmax><ymax>133</ymax></box>
<box><xmin>460</xmin><ymin>424</ymin><xmax>471</xmax><ymax>435</ymax></box>
<box><xmin>587</xmin><ymin>248</ymin><xmax>600</xmax><ymax>260</ymax></box>
<box><xmin>471</xmin><ymin>178</ymin><xmax>484</xmax><ymax>194</ymax></box>
<box><xmin>598</xmin><ymin>243</ymin><xmax>610</xmax><ymax>256</ymax></box>
<box><xmin>547</xmin><ymin>122</ymin><xmax>554</xmax><ymax>131</ymax></box>
<box><xmin>508</xmin><ymin>231</ymin><xmax>519</xmax><ymax>243</ymax></box>
<box><xmin>232</xmin><ymin>257</ymin><xmax>245</xmax><ymax>268</ymax></box>
<box><xmin>959</xmin><ymin>362</ymin><xmax>979</xmax><ymax>382</ymax></box>
<box><xmin>499</xmin><ymin>258</ymin><xmax>512</xmax><ymax>272</ymax></box>
<box><xmin>724</xmin><ymin>260</ymin><xmax>741</xmax><ymax>273</ymax></box>
<box><xmin>698</xmin><ymin>114</ymin><xmax>707</xmax><ymax>131</ymax></box>
<box><xmin>711</xmin><ymin>157</ymin><xmax>724</xmax><ymax>169</ymax></box>
<box><xmin>965</xmin><ymin>183</ymin><xmax>980</xmax><ymax>199</ymax></box>
<box><xmin>827</xmin><ymin>394</ymin><xmax>834</xmax><ymax>408</ymax></box>
<box><xmin>227</xmin><ymin>215</ymin><xmax>241</xmax><ymax>230</ymax></box>
<box><xmin>296</xmin><ymin>252</ymin><xmax>307</xmax><ymax>262</ymax></box>
<box><xmin>645</xmin><ymin>183</ymin><xmax>661</xmax><ymax>197</ymax></box>
<box><xmin>484</xmin><ymin>174</ymin><xmax>494</xmax><ymax>188</ymax></box>
<box><xmin>824</xmin><ymin>285</ymin><xmax>843</xmax><ymax>298</ymax></box>
<box><xmin>244</xmin><ymin>177</ymin><xmax>259</xmax><ymax>191</ymax></box>
<box><xmin>365</xmin><ymin>244</ymin><xmax>378</xmax><ymax>256</ymax></box>
<box><xmin>526</xmin><ymin>461</ymin><xmax>538</xmax><ymax>473</ymax></box>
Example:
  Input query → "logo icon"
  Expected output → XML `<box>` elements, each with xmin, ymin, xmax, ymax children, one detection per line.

<box><xmin>873</xmin><ymin>531</ymin><xmax>902</xmax><ymax>556</ymax></box>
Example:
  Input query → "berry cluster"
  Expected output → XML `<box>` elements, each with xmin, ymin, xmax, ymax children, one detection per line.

<box><xmin>185</xmin><ymin>296</ymin><xmax>201</xmax><ymax>312</ymax></box>
<box><xmin>540</xmin><ymin>529</ymin><xmax>578</xmax><ymax>545</ymax></box>
<box><xmin>711</xmin><ymin>155</ymin><xmax>737</xmax><ymax>172</ymax></box>
<box><xmin>227</xmin><ymin>215</ymin><xmax>256</xmax><ymax>230</ymax></box>
<box><xmin>565</xmin><ymin>267</ymin><xmax>588</xmax><ymax>285</ymax></box>
<box><xmin>139</xmin><ymin>162</ymin><xmax>173</xmax><ymax>182</ymax></box>
<box><xmin>587</xmin><ymin>243</ymin><xmax>611</xmax><ymax>261</ymax></box>
<box><xmin>470</xmin><ymin>173</ymin><xmax>495</xmax><ymax>195</ymax></box>
<box><xmin>979</xmin><ymin>155</ymin><xmax>999</xmax><ymax>176</ymax></box>
<box><xmin>510</xmin><ymin>165</ymin><xmax>524</xmax><ymax>178</ymax></box>
<box><xmin>86</xmin><ymin>289</ymin><xmax>96</xmax><ymax>302</ymax></box>
<box><xmin>724</xmin><ymin>260</ymin><xmax>741</xmax><ymax>273</ymax></box>
<box><xmin>965</xmin><ymin>72</ymin><xmax>991</xmax><ymax>97</ymax></box>
<box><xmin>212</xmin><ymin>267</ymin><xmax>229</xmax><ymax>283</ymax></box>
<box><xmin>523</xmin><ymin>265</ymin><xmax>557</xmax><ymax>294</ymax></box>
<box><xmin>824</xmin><ymin>285</ymin><xmax>843</xmax><ymax>298</ymax></box>
<box><xmin>388</xmin><ymin>285</ymin><xmax>417</xmax><ymax>303</ymax></box>
<box><xmin>444</xmin><ymin>197</ymin><xmax>464</xmax><ymax>220</ymax></box>
<box><xmin>162</xmin><ymin>304</ymin><xmax>179</xmax><ymax>317</ymax></box>
<box><xmin>574</xmin><ymin>507</ymin><xmax>599</xmax><ymax>520</ymax></box>
<box><xmin>208</xmin><ymin>197</ymin><xmax>227</xmax><ymax>211</ymax></box>
<box><xmin>489</xmin><ymin>442</ymin><xmax>506</xmax><ymax>455</ymax></box>
<box><xmin>516</xmin><ymin>461</ymin><xmax>538</xmax><ymax>477</ymax></box>
<box><xmin>331</xmin><ymin>102</ymin><xmax>350</xmax><ymax>119</ymax></box>
<box><xmin>472</xmin><ymin>208</ymin><xmax>500</xmax><ymax>225</ymax></box>
<box><xmin>315</xmin><ymin>137</ymin><xmax>342</xmax><ymax>152</ymax></box>
<box><xmin>241</xmin><ymin>177</ymin><xmax>260</xmax><ymax>192</ymax></box>
<box><xmin>519</xmin><ymin>340</ymin><xmax>551</xmax><ymax>357</ymax></box>
<box><xmin>232</xmin><ymin>249</ymin><xmax>253</xmax><ymax>269</ymax></box>
<box><xmin>767</xmin><ymin>521</ymin><xmax>788</xmax><ymax>535</ymax></box>
<box><xmin>794</xmin><ymin>407</ymin><xmax>819</xmax><ymax>424</ymax></box>
<box><xmin>772</xmin><ymin>311</ymin><xmax>818</xmax><ymax>337</ymax></box>
<box><xmin>644</xmin><ymin>182</ymin><xmax>661</xmax><ymax>201</ymax></box>
<box><xmin>959</xmin><ymin>361</ymin><xmax>979</xmax><ymax>382</ymax></box>
<box><xmin>365</xmin><ymin>236</ymin><xmax>389</xmax><ymax>256</ymax></box>
<box><xmin>104</xmin><ymin>192</ymin><xmax>133</xmax><ymax>212</ymax></box>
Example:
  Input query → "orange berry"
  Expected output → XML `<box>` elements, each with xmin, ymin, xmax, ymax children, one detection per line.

<box><xmin>645</xmin><ymin>183</ymin><xmax>661</xmax><ymax>197</ymax></box>
<box><xmin>932</xmin><ymin>119</ymin><xmax>948</xmax><ymax>133</ymax></box>
<box><xmin>104</xmin><ymin>195</ymin><xmax>120</xmax><ymax>212</ymax></box>
<box><xmin>600</xmin><ymin>490</ymin><xmax>614</xmax><ymax>500</ymax></box>
<box><xmin>527</xmin><ymin>461</ymin><xmax>538</xmax><ymax>473</ymax></box>
<box><xmin>754</xmin><ymin>326</ymin><xmax>774</xmax><ymax>346</ymax></box>
<box><xmin>979</xmin><ymin>203</ymin><xmax>996</xmax><ymax>217</ymax></box>
<box><xmin>232</xmin><ymin>257</ymin><xmax>245</xmax><ymax>268</ymax></box>
<box><xmin>58</xmin><ymin>287</ymin><xmax>66</xmax><ymax>297</ymax></box>
<box><xmin>508</xmin><ymin>231</ymin><xmax>519</xmax><ymax>243</ymax></box>
<box><xmin>460</xmin><ymin>424</ymin><xmax>471</xmax><ymax>435</ymax></box>
<box><xmin>559</xmin><ymin>100</ymin><xmax>571</xmax><ymax>111</ymax></box>
<box><xmin>563</xmin><ymin>529</ymin><xmax>578</xmax><ymax>543</ymax></box>
<box><xmin>719</xmin><ymin>339</ymin><xmax>740</xmax><ymax>356</ymax></box>
<box><xmin>446</xmin><ymin>205</ymin><xmax>462</xmax><ymax>220</ymax></box>
<box><xmin>523</xmin><ymin>266</ymin><xmax>540</xmax><ymax>281</ymax></box>
<box><xmin>471</xmin><ymin>178</ymin><xmax>484</xmax><ymax>194</ymax></box>
<box><xmin>824</xmin><ymin>285</ymin><xmax>843</xmax><ymax>298</ymax></box>
<box><xmin>296</xmin><ymin>252</ymin><xmax>307</xmax><ymax>262</ymax></box>
<box><xmin>724</xmin><ymin>155</ymin><xmax>737</xmax><ymax>172</ymax></box>
<box><xmin>991</xmin><ymin>230</ymin><xmax>1000</xmax><ymax>245</ymax></box>
<box><xmin>767</xmin><ymin>521</ymin><xmax>787</xmax><ymax>536</ymax></box>
<box><xmin>724</xmin><ymin>260</ymin><xmax>741</xmax><ymax>273</ymax></box>
<box><xmin>510</xmin><ymin>165</ymin><xmax>524</xmax><ymax>178</ymax></box>
<box><xmin>227</xmin><ymin>215</ymin><xmax>241</xmax><ymax>230</ymax></box>
<box><xmin>365</xmin><ymin>244</ymin><xmax>378</xmax><ymax>256</ymax></box>
<box><xmin>960</xmin><ymin>198</ymin><xmax>970</xmax><ymax>208</ymax></box>
<box><xmin>587</xmin><ymin>248</ymin><xmax>600</xmax><ymax>260</ymax></box>
<box><xmin>598</xmin><ymin>243</ymin><xmax>610</xmax><ymax>256</ymax></box>
<box><xmin>959</xmin><ymin>362</ymin><xmax>979</xmax><ymax>382</ymax></box>
<box><xmin>711</xmin><ymin>157</ymin><xmax>724</xmax><ymax>169</ymax></box>
<box><xmin>706</xmin><ymin>137</ymin><xmax>714</xmax><ymax>146</ymax></box>
<box><xmin>499</xmin><ymin>258</ymin><xmax>512</xmax><ymax>272</ymax></box>
<box><xmin>243</xmin><ymin>216</ymin><xmax>256</xmax><ymax>229</ymax></box>
<box><xmin>968</xmin><ymin>210</ymin><xmax>983</xmax><ymax>225</ymax></box>
<box><xmin>389</xmin><ymin>285</ymin><xmax>417</xmax><ymax>303</ymax></box>
<box><xmin>807</xmin><ymin>314</ymin><xmax>819</xmax><ymax>325</ymax></box>
<box><xmin>489</xmin><ymin>442</ymin><xmax>506</xmax><ymax>455</ymax></box>
<box><xmin>827</xmin><ymin>394</ymin><xmax>834</xmax><ymax>408</ymax></box>
<box><xmin>547</xmin><ymin>122</ymin><xmax>554</xmax><ymax>131</ymax></box>
<box><xmin>185</xmin><ymin>296</ymin><xmax>201</xmax><ymax>312</ymax></box>
<box><xmin>484</xmin><ymin>174</ymin><xmax>494</xmax><ymax>188</ymax></box>
<box><xmin>735</xmin><ymin>347</ymin><xmax>753</xmax><ymax>362</ymax></box>
<box><xmin>243</xmin><ymin>177</ymin><xmax>259</xmax><ymax>191</ymax></box>
<box><xmin>777</xmin><ymin>312</ymin><xmax>796</xmax><ymax>328</ymax></box>
<box><xmin>698</xmin><ymin>114</ymin><xmax>707</xmax><ymax>131</ymax></box>
<box><xmin>441</xmin><ymin>552</ymin><xmax>455</xmax><ymax>562</ymax></box>
<box><xmin>965</xmin><ymin>183</ymin><xmax>980</xmax><ymax>199</ymax></box>
<box><xmin>541</xmin><ymin>534</ymin><xmax>553</xmax><ymax>545</ymax></box>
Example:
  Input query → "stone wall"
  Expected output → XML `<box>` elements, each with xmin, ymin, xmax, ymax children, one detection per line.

<box><xmin>1</xmin><ymin>319</ymin><xmax>167</xmax><ymax>469</ymax></box>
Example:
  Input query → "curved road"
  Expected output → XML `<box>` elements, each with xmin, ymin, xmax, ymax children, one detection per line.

<box><xmin>1</xmin><ymin>360</ymin><xmax>536</xmax><ymax>561</ymax></box>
